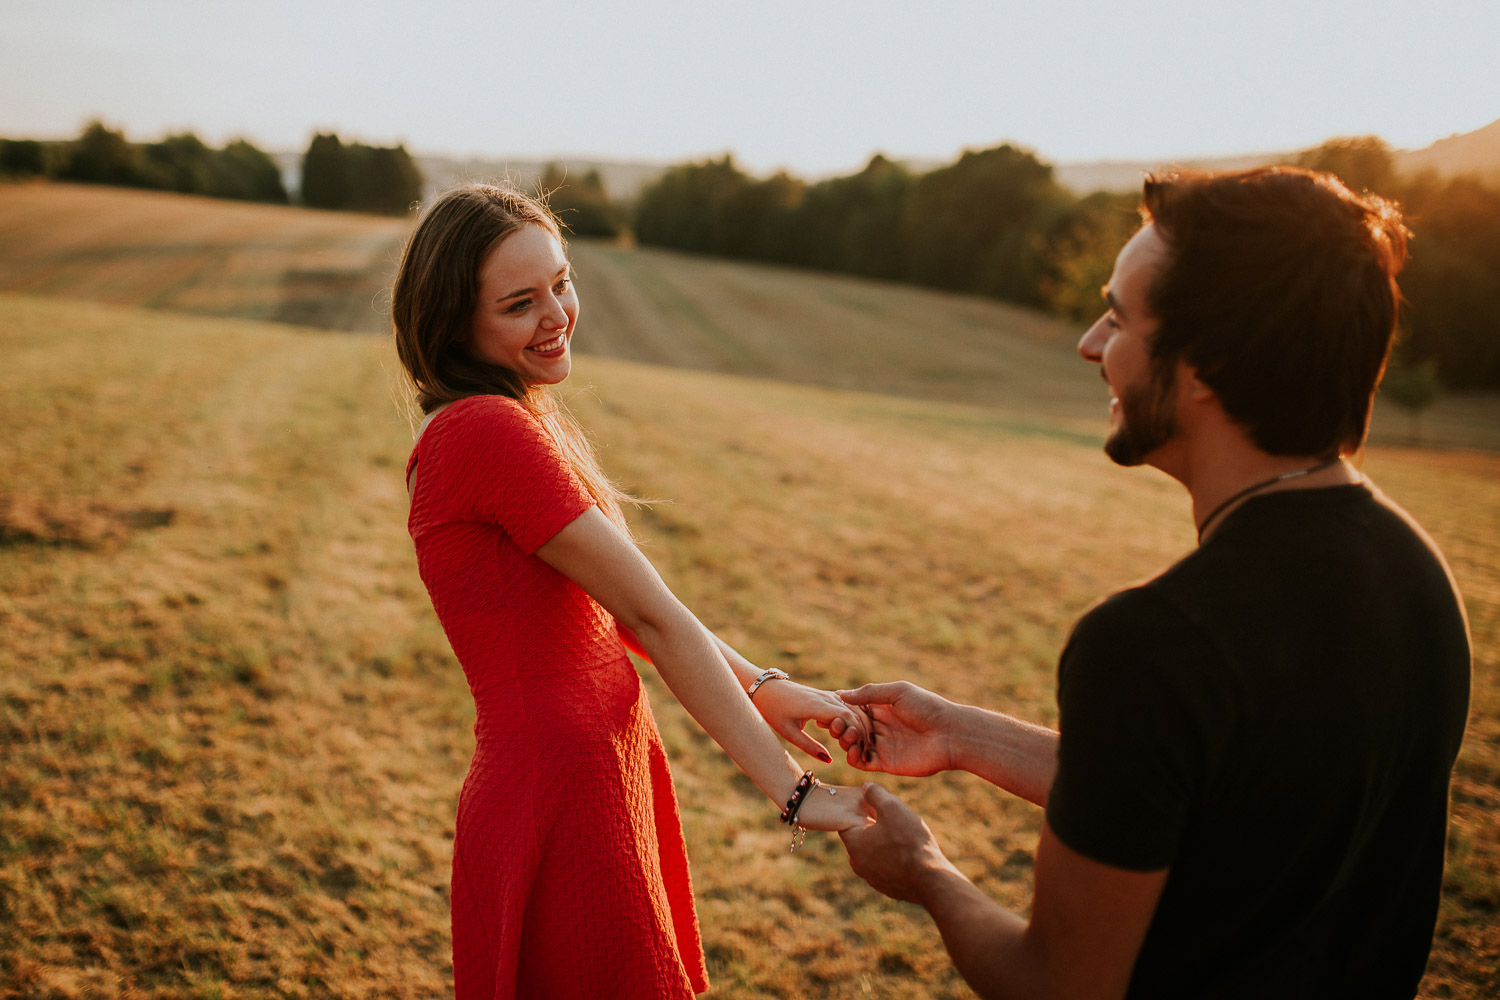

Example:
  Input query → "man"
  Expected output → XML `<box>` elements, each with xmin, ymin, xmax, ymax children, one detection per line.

<box><xmin>833</xmin><ymin>167</ymin><xmax>1471</xmax><ymax>999</ymax></box>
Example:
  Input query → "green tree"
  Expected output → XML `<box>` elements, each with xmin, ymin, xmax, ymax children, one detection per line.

<box><xmin>1296</xmin><ymin>136</ymin><xmax>1396</xmax><ymax>197</ymax></box>
<box><xmin>212</xmin><ymin>139</ymin><xmax>288</xmax><ymax>203</ymax></box>
<box><xmin>793</xmin><ymin>154</ymin><xmax>912</xmax><ymax>277</ymax></box>
<box><xmin>538</xmin><ymin>164</ymin><xmax>624</xmax><ymax>238</ymax></box>
<box><xmin>0</xmin><ymin>139</ymin><xmax>46</xmax><ymax>177</ymax></box>
<box><xmin>318</xmin><ymin>139</ymin><xmax>422</xmax><ymax>215</ymax></box>
<box><xmin>60</xmin><ymin>120</ymin><xmax>141</xmax><ymax>185</ymax></box>
<box><xmin>900</xmin><ymin>145</ymin><xmax>1069</xmax><ymax>304</ymax></box>
<box><xmin>1397</xmin><ymin>174</ymin><xmax>1500</xmax><ymax>389</ymax></box>
<box><xmin>141</xmin><ymin>132</ymin><xmax>217</xmax><ymax>194</ymax></box>
<box><xmin>301</xmin><ymin>133</ymin><xmax>346</xmax><ymax>209</ymax></box>
<box><xmin>1379</xmin><ymin>347</ymin><xmax>1442</xmax><ymax>444</ymax></box>
<box><xmin>1037</xmin><ymin>190</ymin><xmax>1140</xmax><ymax>320</ymax></box>
<box><xmin>634</xmin><ymin>156</ymin><xmax>754</xmax><ymax>253</ymax></box>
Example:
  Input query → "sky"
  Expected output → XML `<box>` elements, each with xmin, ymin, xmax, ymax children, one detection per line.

<box><xmin>3</xmin><ymin>0</ymin><xmax>1497</xmax><ymax>177</ymax></box>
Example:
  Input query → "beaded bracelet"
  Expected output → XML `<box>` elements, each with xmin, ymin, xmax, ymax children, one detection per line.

<box><xmin>780</xmin><ymin>770</ymin><xmax>817</xmax><ymax>825</ymax></box>
<box><xmin>781</xmin><ymin>770</ymin><xmax>839</xmax><ymax>853</ymax></box>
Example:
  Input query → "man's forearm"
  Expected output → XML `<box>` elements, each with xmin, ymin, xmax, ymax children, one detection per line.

<box><xmin>949</xmin><ymin>704</ymin><xmax>1058</xmax><ymax>806</ymax></box>
<box><xmin>916</xmin><ymin>863</ymin><xmax>1038</xmax><ymax>1000</ymax></box>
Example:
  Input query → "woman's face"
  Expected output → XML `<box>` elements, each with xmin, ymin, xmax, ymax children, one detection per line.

<box><xmin>469</xmin><ymin>224</ymin><xmax>579</xmax><ymax>387</ymax></box>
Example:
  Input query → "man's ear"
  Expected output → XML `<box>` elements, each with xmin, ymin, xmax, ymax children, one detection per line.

<box><xmin>1179</xmin><ymin>361</ymin><xmax>1216</xmax><ymax>404</ymax></box>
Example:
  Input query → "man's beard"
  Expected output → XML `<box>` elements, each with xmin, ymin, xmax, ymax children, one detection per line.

<box><xmin>1104</xmin><ymin>363</ymin><xmax>1177</xmax><ymax>467</ymax></box>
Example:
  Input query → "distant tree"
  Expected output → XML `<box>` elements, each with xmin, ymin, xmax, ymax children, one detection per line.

<box><xmin>60</xmin><ymin>120</ymin><xmax>141</xmax><ymax>185</ymax></box>
<box><xmin>348</xmin><ymin>143</ymin><xmax>421</xmax><ymax>214</ymax></box>
<box><xmin>1379</xmin><ymin>346</ymin><xmax>1442</xmax><ymax>444</ymax></box>
<box><xmin>301</xmin><ymin>133</ymin><xmax>346</xmax><ymax>209</ymax></box>
<box><xmin>539</xmin><ymin>164</ymin><xmax>624</xmax><ymax>238</ymax></box>
<box><xmin>721</xmin><ymin>170</ymin><xmax>805</xmax><ymax>260</ymax></box>
<box><xmin>1037</xmin><ymin>190</ymin><xmax>1140</xmax><ymax>320</ymax></box>
<box><xmin>793</xmin><ymin>154</ymin><xmax>912</xmax><ymax>277</ymax></box>
<box><xmin>0</xmin><ymin>139</ymin><xmax>46</xmax><ymax>177</ymax></box>
<box><xmin>1396</xmin><ymin>174</ymin><xmax>1500</xmax><ymax>389</ymax></box>
<box><xmin>901</xmin><ymin>144</ymin><xmax>1070</xmax><ymax>304</ymax></box>
<box><xmin>634</xmin><ymin>156</ymin><xmax>754</xmax><ymax>253</ymax></box>
<box><xmin>212</xmin><ymin>139</ymin><xmax>287</xmax><ymax>203</ymax></box>
<box><xmin>141</xmin><ymin>132</ymin><xmax>217</xmax><ymax>194</ymax></box>
<box><xmin>306</xmin><ymin>136</ymin><xmax>420</xmax><ymax>215</ymax></box>
<box><xmin>1296</xmin><ymin>136</ymin><xmax>1396</xmax><ymax>197</ymax></box>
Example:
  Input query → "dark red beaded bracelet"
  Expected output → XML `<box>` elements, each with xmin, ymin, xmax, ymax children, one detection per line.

<box><xmin>780</xmin><ymin>770</ymin><xmax>817</xmax><ymax>825</ymax></box>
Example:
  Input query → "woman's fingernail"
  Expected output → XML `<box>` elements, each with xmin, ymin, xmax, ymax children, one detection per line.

<box><xmin>818</xmin><ymin>750</ymin><xmax>832</xmax><ymax>763</ymax></box>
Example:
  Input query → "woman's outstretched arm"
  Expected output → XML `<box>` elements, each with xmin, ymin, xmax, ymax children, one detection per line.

<box><xmin>616</xmin><ymin>622</ymin><xmax>867</xmax><ymax>764</ymax></box>
<box><xmin>536</xmin><ymin>507</ymin><xmax>866</xmax><ymax>832</ymax></box>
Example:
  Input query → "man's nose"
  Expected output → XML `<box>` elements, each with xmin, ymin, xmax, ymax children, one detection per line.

<box><xmin>1077</xmin><ymin>315</ymin><xmax>1109</xmax><ymax>362</ymax></box>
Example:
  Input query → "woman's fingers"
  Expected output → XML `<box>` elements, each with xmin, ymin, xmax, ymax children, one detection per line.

<box><xmin>781</xmin><ymin>722</ymin><xmax>835</xmax><ymax>764</ymax></box>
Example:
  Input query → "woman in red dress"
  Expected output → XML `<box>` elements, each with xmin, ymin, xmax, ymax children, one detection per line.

<box><xmin>392</xmin><ymin>184</ymin><xmax>870</xmax><ymax>999</ymax></box>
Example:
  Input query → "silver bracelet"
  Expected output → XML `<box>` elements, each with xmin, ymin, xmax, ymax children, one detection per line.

<box><xmin>746</xmin><ymin>667</ymin><xmax>790</xmax><ymax>699</ymax></box>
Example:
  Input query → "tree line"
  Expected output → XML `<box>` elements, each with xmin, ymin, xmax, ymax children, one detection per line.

<box><xmin>300</xmin><ymin>133</ymin><xmax>422</xmax><ymax>215</ymax></box>
<box><xmin>0</xmin><ymin>122</ymin><xmax>426</xmax><ymax>217</ymax></box>
<box><xmin>629</xmin><ymin>140</ymin><xmax>1500</xmax><ymax>391</ymax></box>
<box><xmin>0</xmin><ymin>120</ymin><xmax>287</xmax><ymax>203</ymax></box>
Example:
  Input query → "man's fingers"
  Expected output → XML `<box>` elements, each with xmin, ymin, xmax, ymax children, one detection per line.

<box><xmin>860</xmin><ymin>781</ymin><xmax>903</xmax><ymax>815</ymax></box>
<box><xmin>837</xmin><ymin>681</ymin><xmax>907</xmax><ymax>706</ymax></box>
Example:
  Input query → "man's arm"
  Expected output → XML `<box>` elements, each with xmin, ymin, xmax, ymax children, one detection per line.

<box><xmin>835</xmin><ymin>681</ymin><xmax>1059</xmax><ymax>806</ymax></box>
<box><xmin>842</xmin><ymin>784</ymin><xmax>1166</xmax><ymax>1000</ymax></box>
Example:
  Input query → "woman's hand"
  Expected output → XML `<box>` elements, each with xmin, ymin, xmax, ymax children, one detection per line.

<box><xmin>788</xmin><ymin>782</ymin><xmax>874</xmax><ymax>832</ymax></box>
<box><xmin>751</xmin><ymin>679</ymin><xmax>869</xmax><ymax>764</ymax></box>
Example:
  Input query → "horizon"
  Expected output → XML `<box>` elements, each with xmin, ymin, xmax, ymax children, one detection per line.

<box><xmin>3</xmin><ymin>1</ymin><xmax>1498</xmax><ymax>177</ymax></box>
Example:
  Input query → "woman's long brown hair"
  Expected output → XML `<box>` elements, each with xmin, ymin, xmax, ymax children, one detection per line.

<box><xmin>392</xmin><ymin>184</ymin><xmax>630</xmax><ymax>529</ymax></box>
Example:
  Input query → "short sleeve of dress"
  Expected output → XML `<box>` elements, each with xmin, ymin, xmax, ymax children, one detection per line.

<box><xmin>421</xmin><ymin>395</ymin><xmax>595</xmax><ymax>554</ymax></box>
<box><xmin>1044</xmin><ymin>589</ymin><xmax>1219</xmax><ymax>872</ymax></box>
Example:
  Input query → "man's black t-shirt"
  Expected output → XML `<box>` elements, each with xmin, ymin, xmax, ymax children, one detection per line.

<box><xmin>1045</xmin><ymin>483</ymin><xmax>1470</xmax><ymax>999</ymax></box>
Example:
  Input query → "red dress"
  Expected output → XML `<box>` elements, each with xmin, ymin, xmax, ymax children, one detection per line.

<box><xmin>406</xmin><ymin>395</ymin><xmax>709</xmax><ymax>999</ymax></box>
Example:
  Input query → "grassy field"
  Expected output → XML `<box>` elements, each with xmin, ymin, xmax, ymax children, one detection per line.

<box><xmin>4</xmin><ymin>182</ymin><xmax>1498</xmax><ymax>449</ymax></box>
<box><xmin>0</xmin><ymin>184</ymin><xmax>408</xmax><ymax>333</ymax></box>
<box><xmin>1</xmin><ymin>185</ymin><xmax>1497</xmax><ymax>997</ymax></box>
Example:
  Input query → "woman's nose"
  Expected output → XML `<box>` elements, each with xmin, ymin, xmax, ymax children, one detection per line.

<box><xmin>540</xmin><ymin>295</ymin><xmax>568</xmax><ymax>329</ymax></box>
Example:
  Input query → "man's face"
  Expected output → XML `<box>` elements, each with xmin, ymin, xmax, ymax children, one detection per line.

<box><xmin>1077</xmin><ymin>224</ymin><xmax>1178</xmax><ymax>467</ymax></box>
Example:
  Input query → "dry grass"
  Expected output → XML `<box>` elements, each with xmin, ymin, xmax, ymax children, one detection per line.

<box><xmin>1</xmin><ymin>184</ymin><xmax>1496</xmax><ymax>997</ymax></box>
<box><xmin>3</xmin><ymin>181</ymin><xmax>1496</xmax><ymax>448</ymax></box>
<box><xmin>0</xmin><ymin>289</ymin><xmax>1496</xmax><ymax>998</ymax></box>
<box><xmin>0</xmin><ymin>183</ymin><xmax>407</xmax><ymax>333</ymax></box>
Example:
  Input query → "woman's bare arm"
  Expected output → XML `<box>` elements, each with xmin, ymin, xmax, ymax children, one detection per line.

<box><xmin>536</xmin><ymin>507</ymin><xmax>866</xmax><ymax>831</ymax></box>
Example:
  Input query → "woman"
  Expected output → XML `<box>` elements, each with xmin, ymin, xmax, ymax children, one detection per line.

<box><xmin>392</xmin><ymin>184</ymin><xmax>869</xmax><ymax>999</ymax></box>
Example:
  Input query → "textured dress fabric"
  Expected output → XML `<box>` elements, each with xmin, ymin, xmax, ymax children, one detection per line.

<box><xmin>406</xmin><ymin>394</ymin><xmax>708</xmax><ymax>999</ymax></box>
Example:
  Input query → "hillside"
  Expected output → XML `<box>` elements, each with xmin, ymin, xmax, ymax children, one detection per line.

<box><xmin>1397</xmin><ymin>117</ymin><xmax>1500</xmax><ymax>186</ymax></box>
<box><xmin>2</xmin><ymin>182</ymin><xmax>1496</xmax><ymax>450</ymax></box>
<box><xmin>1</xmin><ymin>293</ymin><xmax>1496</xmax><ymax>998</ymax></box>
<box><xmin>0</xmin><ymin>183</ymin><xmax>408</xmax><ymax>333</ymax></box>
<box><xmin>1048</xmin><ymin>117</ymin><xmax>1500</xmax><ymax>194</ymax></box>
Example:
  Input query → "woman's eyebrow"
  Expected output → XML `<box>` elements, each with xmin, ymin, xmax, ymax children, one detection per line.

<box><xmin>496</xmin><ymin>266</ymin><xmax>569</xmax><ymax>302</ymax></box>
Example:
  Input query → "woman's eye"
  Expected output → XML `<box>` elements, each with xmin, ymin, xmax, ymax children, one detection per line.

<box><xmin>506</xmin><ymin>299</ymin><xmax>530</xmax><ymax>314</ymax></box>
<box><xmin>1105</xmin><ymin>312</ymin><xmax>1121</xmax><ymax>329</ymax></box>
<box><xmin>554</xmin><ymin>277</ymin><xmax>571</xmax><ymax>294</ymax></box>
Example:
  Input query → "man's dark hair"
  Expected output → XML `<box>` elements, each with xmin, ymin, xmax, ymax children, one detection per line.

<box><xmin>1140</xmin><ymin>166</ymin><xmax>1410</xmax><ymax>457</ymax></box>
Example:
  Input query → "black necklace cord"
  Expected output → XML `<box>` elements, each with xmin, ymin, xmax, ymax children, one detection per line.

<box><xmin>1196</xmin><ymin>457</ymin><xmax>1344</xmax><ymax>543</ymax></box>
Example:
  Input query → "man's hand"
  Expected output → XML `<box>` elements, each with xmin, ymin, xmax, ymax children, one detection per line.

<box><xmin>833</xmin><ymin>681</ymin><xmax>959</xmax><ymax>776</ymax></box>
<box><xmin>839</xmin><ymin>783</ymin><xmax>962</xmax><ymax>904</ymax></box>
